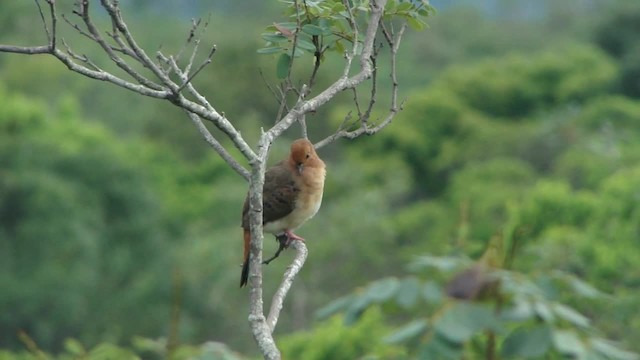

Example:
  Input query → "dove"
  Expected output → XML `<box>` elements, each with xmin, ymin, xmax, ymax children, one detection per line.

<box><xmin>240</xmin><ymin>138</ymin><xmax>326</xmax><ymax>287</ymax></box>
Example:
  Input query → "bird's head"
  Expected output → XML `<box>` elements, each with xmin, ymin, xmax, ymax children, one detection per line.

<box><xmin>289</xmin><ymin>138</ymin><xmax>322</xmax><ymax>174</ymax></box>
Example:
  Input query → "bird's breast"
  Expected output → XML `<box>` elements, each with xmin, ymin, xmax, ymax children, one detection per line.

<box><xmin>264</xmin><ymin>166</ymin><xmax>325</xmax><ymax>234</ymax></box>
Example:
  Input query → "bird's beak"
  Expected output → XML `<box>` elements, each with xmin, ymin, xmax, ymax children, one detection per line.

<box><xmin>297</xmin><ymin>163</ymin><xmax>304</xmax><ymax>174</ymax></box>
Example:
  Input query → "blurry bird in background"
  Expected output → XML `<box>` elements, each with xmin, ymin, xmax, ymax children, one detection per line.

<box><xmin>446</xmin><ymin>235</ymin><xmax>504</xmax><ymax>300</ymax></box>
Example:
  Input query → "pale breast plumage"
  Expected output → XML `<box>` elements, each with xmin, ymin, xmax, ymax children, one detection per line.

<box><xmin>263</xmin><ymin>166</ymin><xmax>325</xmax><ymax>234</ymax></box>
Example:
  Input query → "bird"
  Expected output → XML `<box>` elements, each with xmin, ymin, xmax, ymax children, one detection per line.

<box><xmin>240</xmin><ymin>138</ymin><xmax>326</xmax><ymax>287</ymax></box>
<box><xmin>446</xmin><ymin>235</ymin><xmax>503</xmax><ymax>300</ymax></box>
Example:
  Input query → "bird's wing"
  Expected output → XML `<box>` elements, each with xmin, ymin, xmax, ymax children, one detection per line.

<box><xmin>241</xmin><ymin>161</ymin><xmax>299</xmax><ymax>229</ymax></box>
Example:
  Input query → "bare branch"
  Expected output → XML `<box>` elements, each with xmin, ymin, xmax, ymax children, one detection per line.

<box><xmin>0</xmin><ymin>45</ymin><xmax>51</xmax><ymax>54</ymax></box>
<box><xmin>267</xmin><ymin>240</ymin><xmax>308</xmax><ymax>332</ymax></box>
<box><xmin>76</xmin><ymin>0</ymin><xmax>164</xmax><ymax>91</ymax></box>
<box><xmin>156</xmin><ymin>58</ymin><xmax>257</xmax><ymax>162</ymax></box>
<box><xmin>175</xmin><ymin>45</ymin><xmax>216</xmax><ymax>94</ymax></box>
<box><xmin>247</xmin><ymin>139</ymin><xmax>280</xmax><ymax>360</ymax></box>
<box><xmin>316</xmin><ymin>10</ymin><xmax>408</xmax><ymax>150</ymax></box>
<box><xmin>35</xmin><ymin>0</ymin><xmax>52</xmax><ymax>46</ymax></box>
<box><xmin>61</xmin><ymin>39</ymin><xmax>102</xmax><ymax>71</ymax></box>
<box><xmin>98</xmin><ymin>0</ymin><xmax>179</xmax><ymax>91</ymax></box>
<box><xmin>62</xmin><ymin>14</ymin><xmax>97</xmax><ymax>42</ymax></box>
<box><xmin>185</xmin><ymin>112</ymin><xmax>250</xmax><ymax>180</ymax></box>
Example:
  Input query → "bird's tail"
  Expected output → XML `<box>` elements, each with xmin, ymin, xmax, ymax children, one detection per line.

<box><xmin>240</xmin><ymin>229</ymin><xmax>250</xmax><ymax>287</ymax></box>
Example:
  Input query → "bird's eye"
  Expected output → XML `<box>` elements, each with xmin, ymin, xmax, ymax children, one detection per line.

<box><xmin>306</xmin><ymin>153</ymin><xmax>310</xmax><ymax>159</ymax></box>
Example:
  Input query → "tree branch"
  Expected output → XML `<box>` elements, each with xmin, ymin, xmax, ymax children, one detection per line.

<box><xmin>0</xmin><ymin>0</ymin><xmax>422</xmax><ymax>358</ymax></box>
<box><xmin>185</xmin><ymin>112</ymin><xmax>250</xmax><ymax>180</ymax></box>
<box><xmin>247</xmin><ymin>139</ymin><xmax>280</xmax><ymax>360</ymax></box>
<box><xmin>267</xmin><ymin>240</ymin><xmax>308</xmax><ymax>332</ymax></box>
<box><xmin>266</xmin><ymin>0</ymin><xmax>389</xmax><ymax>144</ymax></box>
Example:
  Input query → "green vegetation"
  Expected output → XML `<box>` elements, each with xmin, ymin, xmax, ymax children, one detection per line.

<box><xmin>1</xmin><ymin>0</ymin><xmax>639</xmax><ymax>359</ymax></box>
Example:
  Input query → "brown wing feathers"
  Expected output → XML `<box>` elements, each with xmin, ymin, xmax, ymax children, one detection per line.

<box><xmin>240</xmin><ymin>139</ymin><xmax>324</xmax><ymax>287</ymax></box>
<box><xmin>240</xmin><ymin>162</ymin><xmax>299</xmax><ymax>287</ymax></box>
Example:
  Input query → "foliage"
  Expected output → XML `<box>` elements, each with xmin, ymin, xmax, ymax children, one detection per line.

<box><xmin>258</xmin><ymin>0</ymin><xmax>434</xmax><ymax>78</ymax></box>
<box><xmin>279</xmin><ymin>308</ymin><xmax>406</xmax><ymax>360</ymax></box>
<box><xmin>317</xmin><ymin>250</ymin><xmax>639</xmax><ymax>359</ymax></box>
<box><xmin>0</xmin><ymin>338</ymin><xmax>242</xmax><ymax>360</ymax></box>
<box><xmin>593</xmin><ymin>1</ymin><xmax>640</xmax><ymax>97</ymax></box>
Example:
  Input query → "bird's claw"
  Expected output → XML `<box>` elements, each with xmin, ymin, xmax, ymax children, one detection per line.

<box><xmin>263</xmin><ymin>232</ymin><xmax>298</xmax><ymax>265</ymax></box>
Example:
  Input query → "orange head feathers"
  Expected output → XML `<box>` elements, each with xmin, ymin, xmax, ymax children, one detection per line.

<box><xmin>288</xmin><ymin>138</ymin><xmax>324</xmax><ymax>175</ymax></box>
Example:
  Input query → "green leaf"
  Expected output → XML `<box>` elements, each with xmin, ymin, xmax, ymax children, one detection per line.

<box><xmin>553</xmin><ymin>271</ymin><xmax>604</xmax><ymax>299</ymax></box>
<box><xmin>553</xmin><ymin>330</ymin><xmax>585</xmax><ymax>357</ymax></box>
<box><xmin>385</xmin><ymin>0</ymin><xmax>397</xmax><ymax>12</ymax></box>
<box><xmin>290</xmin><ymin>47</ymin><xmax>304</xmax><ymax>58</ymax></box>
<box><xmin>533</xmin><ymin>300</ymin><xmax>555</xmax><ymax>322</ymax></box>
<box><xmin>275</xmin><ymin>22</ymin><xmax>298</xmax><ymax>31</ymax></box>
<box><xmin>395</xmin><ymin>277</ymin><xmax>420</xmax><ymax>308</ymax></box>
<box><xmin>419</xmin><ymin>334</ymin><xmax>463</xmax><ymax>360</ymax></box>
<box><xmin>418</xmin><ymin>8</ymin><xmax>431</xmax><ymax>16</ymax></box>
<box><xmin>257</xmin><ymin>47</ymin><xmax>282</xmax><ymax>55</ymax></box>
<box><xmin>64</xmin><ymin>338</ymin><xmax>85</xmax><ymax>355</ymax></box>
<box><xmin>407</xmin><ymin>16</ymin><xmax>426</xmax><ymax>31</ymax></box>
<box><xmin>335</xmin><ymin>40</ymin><xmax>346</xmax><ymax>54</ymax></box>
<box><xmin>422</xmin><ymin>280</ymin><xmax>443</xmax><ymax>304</ymax></box>
<box><xmin>276</xmin><ymin>53</ymin><xmax>291</xmax><ymax>79</ymax></box>
<box><xmin>410</xmin><ymin>255</ymin><xmax>467</xmax><ymax>272</ymax></box>
<box><xmin>384</xmin><ymin>319</ymin><xmax>429</xmax><ymax>344</ymax></box>
<box><xmin>501</xmin><ymin>325</ymin><xmax>552</xmax><ymax>358</ymax></box>
<box><xmin>553</xmin><ymin>303</ymin><xmax>590</xmax><ymax>328</ymax></box>
<box><xmin>296</xmin><ymin>38</ymin><xmax>317</xmax><ymax>52</ymax></box>
<box><xmin>590</xmin><ymin>338</ymin><xmax>640</xmax><ymax>360</ymax></box>
<box><xmin>585</xmin><ymin>351</ymin><xmax>609</xmax><ymax>360</ymax></box>
<box><xmin>89</xmin><ymin>343</ymin><xmax>138</xmax><ymax>360</ymax></box>
<box><xmin>302</xmin><ymin>24</ymin><xmax>324</xmax><ymax>36</ymax></box>
<box><xmin>397</xmin><ymin>2</ymin><xmax>413</xmax><ymax>12</ymax></box>
<box><xmin>434</xmin><ymin>303</ymin><xmax>498</xmax><ymax>343</ymax></box>
<box><xmin>501</xmin><ymin>298</ymin><xmax>534</xmax><ymax>321</ymax></box>
<box><xmin>365</xmin><ymin>277</ymin><xmax>400</xmax><ymax>303</ymax></box>
<box><xmin>331</xmin><ymin>2</ymin><xmax>346</xmax><ymax>13</ymax></box>
<box><xmin>344</xmin><ymin>293</ymin><xmax>371</xmax><ymax>325</ymax></box>
<box><xmin>261</xmin><ymin>33</ymin><xmax>288</xmax><ymax>43</ymax></box>
<box><xmin>315</xmin><ymin>295</ymin><xmax>353</xmax><ymax>319</ymax></box>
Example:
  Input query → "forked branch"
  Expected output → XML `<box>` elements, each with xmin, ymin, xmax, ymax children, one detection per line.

<box><xmin>0</xmin><ymin>0</ymin><xmax>419</xmax><ymax>358</ymax></box>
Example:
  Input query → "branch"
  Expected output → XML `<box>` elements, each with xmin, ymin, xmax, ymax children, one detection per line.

<box><xmin>267</xmin><ymin>240</ymin><xmax>308</xmax><ymax>332</ymax></box>
<box><xmin>0</xmin><ymin>1</ymin><xmax>419</xmax><ymax>358</ymax></box>
<box><xmin>185</xmin><ymin>112</ymin><xmax>250</xmax><ymax>180</ymax></box>
<box><xmin>315</xmin><ymin>10</ymin><xmax>408</xmax><ymax>150</ymax></box>
<box><xmin>247</xmin><ymin>140</ymin><xmax>280</xmax><ymax>360</ymax></box>
<box><xmin>1</xmin><ymin>1</ymin><xmax>258</xmax><ymax>164</ymax></box>
<box><xmin>0</xmin><ymin>45</ymin><xmax>51</xmax><ymax>54</ymax></box>
<box><xmin>266</xmin><ymin>0</ymin><xmax>389</xmax><ymax>144</ymax></box>
<box><xmin>76</xmin><ymin>0</ymin><xmax>164</xmax><ymax>91</ymax></box>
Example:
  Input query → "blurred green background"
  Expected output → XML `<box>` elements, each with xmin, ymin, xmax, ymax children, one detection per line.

<box><xmin>1</xmin><ymin>0</ymin><xmax>639</xmax><ymax>359</ymax></box>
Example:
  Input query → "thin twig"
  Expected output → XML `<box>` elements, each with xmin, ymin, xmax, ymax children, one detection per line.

<box><xmin>0</xmin><ymin>45</ymin><xmax>51</xmax><ymax>54</ymax></box>
<box><xmin>267</xmin><ymin>0</ymin><xmax>388</xmax><ymax>143</ymax></box>
<box><xmin>77</xmin><ymin>0</ymin><xmax>164</xmax><ymax>91</ymax></box>
<box><xmin>61</xmin><ymin>39</ymin><xmax>102</xmax><ymax>71</ymax></box>
<box><xmin>99</xmin><ymin>0</ymin><xmax>179</xmax><ymax>92</ymax></box>
<box><xmin>185</xmin><ymin>112</ymin><xmax>250</xmax><ymax>180</ymax></box>
<box><xmin>35</xmin><ymin>0</ymin><xmax>52</xmax><ymax>45</ymax></box>
<box><xmin>62</xmin><ymin>14</ymin><xmax>97</xmax><ymax>42</ymax></box>
<box><xmin>175</xmin><ymin>45</ymin><xmax>216</xmax><ymax>94</ymax></box>
<box><xmin>274</xmin><ymin>83</ymin><xmax>290</xmax><ymax>124</ymax></box>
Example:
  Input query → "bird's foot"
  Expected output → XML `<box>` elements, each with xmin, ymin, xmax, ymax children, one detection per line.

<box><xmin>284</xmin><ymin>230</ymin><xmax>305</xmax><ymax>242</ymax></box>
<box><xmin>263</xmin><ymin>231</ymin><xmax>303</xmax><ymax>265</ymax></box>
